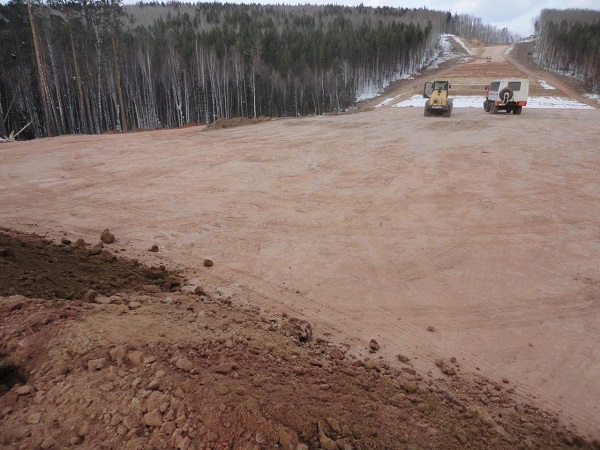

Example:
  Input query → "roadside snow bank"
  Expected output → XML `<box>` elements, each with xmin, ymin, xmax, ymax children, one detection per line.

<box><xmin>538</xmin><ymin>80</ymin><xmax>555</xmax><ymax>90</ymax></box>
<box><xmin>393</xmin><ymin>95</ymin><xmax>594</xmax><ymax>109</ymax></box>
<box><xmin>585</xmin><ymin>93</ymin><xmax>600</xmax><ymax>105</ymax></box>
<box><xmin>448</xmin><ymin>35</ymin><xmax>475</xmax><ymax>56</ymax></box>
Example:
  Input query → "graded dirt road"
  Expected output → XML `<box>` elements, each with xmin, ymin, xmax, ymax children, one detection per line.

<box><xmin>2</xmin><ymin>101</ymin><xmax>600</xmax><ymax>441</ymax></box>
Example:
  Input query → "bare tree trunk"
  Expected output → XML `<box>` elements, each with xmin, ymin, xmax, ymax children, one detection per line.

<box><xmin>27</xmin><ymin>0</ymin><xmax>54</xmax><ymax>137</ymax></box>
<box><xmin>0</xmin><ymin>96</ymin><xmax>7</xmax><ymax>137</ymax></box>
<box><xmin>111</xmin><ymin>31</ymin><xmax>127</xmax><ymax>132</ymax></box>
<box><xmin>69</xmin><ymin>22</ymin><xmax>92</xmax><ymax>133</ymax></box>
<box><xmin>252</xmin><ymin>55</ymin><xmax>257</xmax><ymax>119</ymax></box>
<box><xmin>45</xmin><ymin>29</ymin><xmax>66</xmax><ymax>134</ymax></box>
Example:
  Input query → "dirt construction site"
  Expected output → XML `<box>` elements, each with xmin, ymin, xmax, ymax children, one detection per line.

<box><xmin>1</xmin><ymin>39</ymin><xmax>600</xmax><ymax>450</ymax></box>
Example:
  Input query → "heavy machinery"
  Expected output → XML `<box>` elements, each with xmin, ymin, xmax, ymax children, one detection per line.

<box><xmin>423</xmin><ymin>80</ymin><xmax>453</xmax><ymax>117</ymax></box>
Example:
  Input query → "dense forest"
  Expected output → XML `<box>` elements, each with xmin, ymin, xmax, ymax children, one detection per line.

<box><xmin>534</xmin><ymin>9</ymin><xmax>600</xmax><ymax>93</ymax></box>
<box><xmin>0</xmin><ymin>0</ymin><xmax>517</xmax><ymax>139</ymax></box>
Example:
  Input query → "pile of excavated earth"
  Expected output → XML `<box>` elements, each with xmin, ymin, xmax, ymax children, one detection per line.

<box><xmin>0</xmin><ymin>228</ymin><xmax>598</xmax><ymax>449</ymax></box>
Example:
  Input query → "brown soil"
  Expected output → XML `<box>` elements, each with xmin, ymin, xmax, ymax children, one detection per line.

<box><xmin>204</xmin><ymin>116</ymin><xmax>272</xmax><ymax>131</ymax></box>
<box><xmin>1</xmin><ymin>230</ymin><xmax>597</xmax><ymax>450</ymax></box>
<box><xmin>0</xmin><ymin>229</ymin><xmax>181</xmax><ymax>300</ymax></box>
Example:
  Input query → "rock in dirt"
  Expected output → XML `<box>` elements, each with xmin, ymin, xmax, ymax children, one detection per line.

<box><xmin>16</xmin><ymin>385</ymin><xmax>35</xmax><ymax>395</ymax></box>
<box><xmin>83</xmin><ymin>289</ymin><xmax>98</xmax><ymax>303</ymax></box>
<box><xmin>399</xmin><ymin>380</ymin><xmax>418</xmax><ymax>394</ymax></box>
<box><xmin>363</xmin><ymin>359</ymin><xmax>380</xmax><ymax>371</ymax></box>
<box><xmin>279</xmin><ymin>427</ymin><xmax>299</xmax><ymax>450</ymax></box>
<box><xmin>40</xmin><ymin>437</ymin><xmax>57</xmax><ymax>449</ymax></box>
<box><xmin>317</xmin><ymin>418</ymin><xmax>356</xmax><ymax>449</ymax></box>
<box><xmin>143</xmin><ymin>409</ymin><xmax>163</xmax><ymax>427</ymax></box>
<box><xmin>397</xmin><ymin>354</ymin><xmax>410</xmax><ymax>363</ymax></box>
<box><xmin>213</xmin><ymin>362</ymin><xmax>236</xmax><ymax>375</ymax></box>
<box><xmin>69</xmin><ymin>436</ymin><xmax>83</xmax><ymax>445</ymax></box>
<box><xmin>369</xmin><ymin>339</ymin><xmax>380</xmax><ymax>353</ymax></box>
<box><xmin>176</xmin><ymin>436</ymin><xmax>192</xmax><ymax>450</ymax></box>
<box><xmin>100</xmin><ymin>229</ymin><xmax>115</xmax><ymax>244</ymax></box>
<box><xmin>95</xmin><ymin>296</ymin><xmax>112</xmax><ymax>305</ymax></box>
<box><xmin>148</xmin><ymin>378</ymin><xmax>161</xmax><ymax>390</ymax></box>
<box><xmin>127</xmin><ymin>350</ymin><xmax>145</xmax><ymax>365</ymax></box>
<box><xmin>110</xmin><ymin>345</ymin><xmax>128</xmax><ymax>363</ymax></box>
<box><xmin>27</xmin><ymin>413</ymin><xmax>42</xmax><ymax>424</ymax></box>
<box><xmin>203</xmin><ymin>259</ymin><xmax>214</xmax><ymax>267</ymax></box>
<box><xmin>149</xmin><ymin>245</ymin><xmax>159</xmax><ymax>252</ymax></box>
<box><xmin>87</xmin><ymin>358</ymin><xmax>106</xmax><ymax>371</ymax></box>
<box><xmin>128</xmin><ymin>301</ymin><xmax>142</xmax><ymax>310</ymax></box>
<box><xmin>286</xmin><ymin>317</ymin><xmax>313</xmax><ymax>342</ymax></box>
<box><xmin>89</xmin><ymin>244</ymin><xmax>103</xmax><ymax>256</ymax></box>
<box><xmin>427</xmin><ymin>325</ymin><xmax>435</xmax><ymax>332</ymax></box>
<box><xmin>175</xmin><ymin>357</ymin><xmax>194</xmax><ymax>372</ymax></box>
<box><xmin>435</xmin><ymin>359</ymin><xmax>456</xmax><ymax>376</ymax></box>
<box><xmin>329</xmin><ymin>348</ymin><xmax>345</xmax><ymax>360</ymax></box>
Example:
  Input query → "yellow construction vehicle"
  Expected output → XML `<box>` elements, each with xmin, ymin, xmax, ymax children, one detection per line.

<box><xmin>423</xmin><ymin>80</ymin><xmax>453</xmax><ymax>117</ymax></box>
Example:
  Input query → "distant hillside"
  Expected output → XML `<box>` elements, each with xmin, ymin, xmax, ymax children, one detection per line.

<box><xmin>0</xmin><ymin>1</ymin><xmax>517</xmax><ymax>139</ymax></box>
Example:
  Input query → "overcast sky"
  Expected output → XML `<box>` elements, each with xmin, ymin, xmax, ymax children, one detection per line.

<box><xmin>204</xmin><ymin>0</ymin><xmax>600</xmax><ymax>37</ymax></box>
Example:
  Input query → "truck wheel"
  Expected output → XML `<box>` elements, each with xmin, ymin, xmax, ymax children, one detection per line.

<box><xmin>443</xmin><ymin>110</ymin><xmax>451</xmax><ymax>117</ymax></box>
<box><xmin>483</xmin><ymin>101</ymin><xmax>490</xmax><ymax>112</ymax></box>
<box><xmin>513</xmin><ymin>106</ymin><xmax>522</xmax><ymax>115</ymax></box>
<box><xmin>424</xmin><ymin>107</ymin><xmax>432</xmax><ymax>117</ymax></box>
<box><xmin>490</xmin><ymin>104</ymin><xmax>498</xmax><ymax>114</ymax></box>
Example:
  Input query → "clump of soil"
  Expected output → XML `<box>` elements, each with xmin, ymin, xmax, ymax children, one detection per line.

<box><xmin>0</xmin><ymin>229</ymin><xmax>181</xmax><ymax>300</ymax></box>
<box><xmin>0</xmin><ymin>229</ymin><xmax>598</xmax><ymax>450</ymax></box>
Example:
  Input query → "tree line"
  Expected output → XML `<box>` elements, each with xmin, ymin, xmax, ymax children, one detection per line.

<box><xmin>534</xmin><ymin>8</ymin><xmax>600</xmax><ymax>93</ymax></box>
<box><xmin>0</xmin><ymin>0</ymin><xmax>517</xmax><ymax>139</ymax></box>
<box><xmin>447</xmin><ymin>13</ymin><xmax>518</xmax><ymax>44</ymax></box>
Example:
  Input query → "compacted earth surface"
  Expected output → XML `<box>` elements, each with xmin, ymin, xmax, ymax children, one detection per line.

<box><xmin>1</xmin><ymin>39</ymin><xmax>600</xmax><ymax>449</ymax></box>
<box><xmin>0</xmin><ymin>229</ymin><xmax>598</xmax><ymax>450</ymax></box>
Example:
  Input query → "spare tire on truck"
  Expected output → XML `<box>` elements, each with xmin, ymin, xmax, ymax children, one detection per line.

<box><xmin>499</xmin><ymin>88</ymin><xmax>513</xmax><ymax>102</ymax></box>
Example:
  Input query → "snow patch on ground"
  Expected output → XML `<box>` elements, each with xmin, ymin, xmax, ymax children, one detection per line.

<box><xmin>430</xmin><ymin>34</ymin><xmax>472</xmax><ymax>69</ymax></box>
<box><xmin>375</xmin><ymin>98</ymin><xmax>395</xmax><ymax>107</ymax></box>
<box><xmin>356</xmin><ymin>85</ymin><xmax>382</xmax><ymax>102</ymax></box>
<box><xmin>538</xmin><ymin>80</ymin><xmax>555</xmax><ymax>90</ymax></box>
<box><xmin>530</xmin><ymin>96</ymin><xmax>594</xmax><ymax>109</ymax></box>
<box><xmin>448</xmin><ymin>35</ymin><xmax>475</xmax><ymax>56</ymax></box>
<box><xmin>393</xmin><ymin>94</ymin><xmax>594</xmax><ymax>109</ymax></box>
<box><xmin>584</xmin><ymin>93</ymin><xmax>600</xmax><ymax>105</ymax></box>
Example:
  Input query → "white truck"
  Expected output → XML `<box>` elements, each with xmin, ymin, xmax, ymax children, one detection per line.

<box><xmin>483</xmin><ymin>78</ymin><xmax>529</xmax><ymax>115</ymax></box>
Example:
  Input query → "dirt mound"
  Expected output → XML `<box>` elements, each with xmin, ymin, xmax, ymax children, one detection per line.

<box><xmin>203</xmin><ymin>116</ymin><xmax>271</xmax><ymax>131</ymax></box>
<box><xmin>0</xmin><ymin>230</ymin><xmax>598</xmax><ymax>449</ymax></box>
<box><xmin>0</xmin><ymin>229</ymin><xmax>181</xmax><ymax>300</ymax></box>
